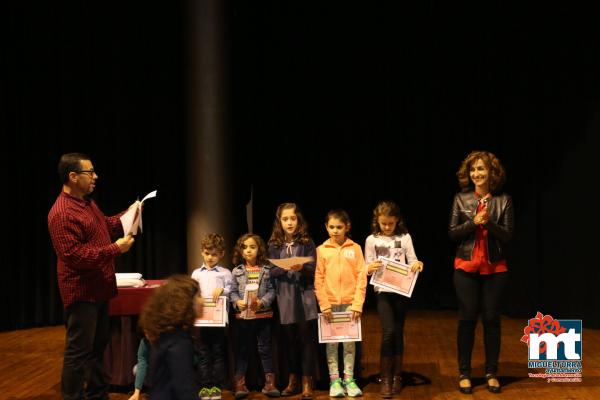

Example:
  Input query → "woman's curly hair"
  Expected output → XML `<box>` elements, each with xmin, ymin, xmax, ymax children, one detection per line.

<box><xmin>268</xmin><ymin>203</ymin><xmax>312</xmax><ymax>247</ymax></box>
<box><xmin>139</xmin><ymin>275</ymin><xmax>199</xmax><ymax>344</ymax></box>
<box><xmin>232</xmin><ymin>233</ymin><xmax>268</xmax><ymax>266</ymax></box>
<box><xmin>456</xmin><ymin>150</ymin><xmax>506</xmax><ymax>193</ymax></box>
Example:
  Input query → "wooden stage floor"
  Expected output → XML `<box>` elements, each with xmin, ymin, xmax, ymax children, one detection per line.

<box><xmin>1</xmin><ymin>310</ymin><xmax>598</xmax><ymax>399</ymax></box>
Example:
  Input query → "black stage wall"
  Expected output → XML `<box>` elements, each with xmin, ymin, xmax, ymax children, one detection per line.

<box><xmin>2</xmin><ymin>2</ymin><xmax>598</xmax><ymax>331</ymax></box>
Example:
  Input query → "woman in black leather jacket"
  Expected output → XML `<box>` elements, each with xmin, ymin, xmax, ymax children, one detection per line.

<box><xmin>448</xmin><ymin>151</ymin><xmax>514</xmax><ymax>395</ymax></box>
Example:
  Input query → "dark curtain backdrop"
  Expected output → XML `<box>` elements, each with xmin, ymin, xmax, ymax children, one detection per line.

<box><xmin>2</xmin><ymin>1</ymin><xmax>598</xmax><ymax>332</ymax></box>
<box><xmin>1</xmin><ymin>2</ymin><xmax>187</xmax><ymax>331</ymax></box>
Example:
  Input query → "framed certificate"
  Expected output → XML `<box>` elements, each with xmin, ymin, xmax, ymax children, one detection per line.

<box><xmin>317</xmin><ymin>311</ymin><xmax>362</xmax><ymax>343</ymax></box>
<box><xmin>370</xmin><ymin>256</ymin><xmax>419</xmax><ymax>298</ymax></box>
<box><xmin>194</xmin><ymin>296</ymin><xmax>228</xmax><ymax>327</ymax></box>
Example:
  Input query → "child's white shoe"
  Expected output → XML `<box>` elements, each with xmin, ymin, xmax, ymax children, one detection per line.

<box><xmin>344</xmin><ymin>378</ymin><xmax>362</xmax><ymax>397</ymax></box>
<box><xmin>329</xmin><ymin>378</ymin><xmax>345</xmax><ymax>397</ymax></box>
<box><xmin>199</xmin><ymin>387</ymin><xmax>211</xmax><ymax>400</ymax></box>
<box><xmin>209</xmin><ymin>387</ymin><xmax>221</xmax><ymax>400</ymax></box>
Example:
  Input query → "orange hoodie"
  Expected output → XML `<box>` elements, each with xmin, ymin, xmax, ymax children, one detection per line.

<box><xmin>314</xmin><ymin>238</ymin><xmax>367</xmax><ymax>313</ymax></box>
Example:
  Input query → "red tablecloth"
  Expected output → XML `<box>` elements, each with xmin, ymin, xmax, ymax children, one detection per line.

<box><xmin>109</xmin><ymin>279</ymin><xmax>165</xmax><ymax>316</ymax></box>
<box><xmin>105</xmin><ymin>279</ymin><xmax>164</xmax><ymax>386</ymax></box>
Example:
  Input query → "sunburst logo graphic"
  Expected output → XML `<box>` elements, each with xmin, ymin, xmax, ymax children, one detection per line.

<box><xmin>521</xmin><ymin>311</ymin><xmax>581</xmax><ymax>361</ymax></box>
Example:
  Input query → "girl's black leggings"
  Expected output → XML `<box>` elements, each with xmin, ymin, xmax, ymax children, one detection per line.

<box><xmin>377</xmin><ymin>292</ymin><xmax>410</xmax><ymax>357</ymax></box>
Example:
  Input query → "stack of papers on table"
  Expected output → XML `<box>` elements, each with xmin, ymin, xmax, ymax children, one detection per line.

<box><xmin>115</xmin><ymin>273</ymin><xmax>145</xmax><ymax>288</ymax></box>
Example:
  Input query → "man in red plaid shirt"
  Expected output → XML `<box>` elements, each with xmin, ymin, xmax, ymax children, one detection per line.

<box><xmin>48</xmin><ymin>153</ymin><xmax>137</xmax><ymax>400</ymax></box>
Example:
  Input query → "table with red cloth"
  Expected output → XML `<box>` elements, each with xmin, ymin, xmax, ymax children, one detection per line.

<box><xmin>103</xmin><ymin>280</ymin><xmax>164</xmax><ymax>387</ymax></box>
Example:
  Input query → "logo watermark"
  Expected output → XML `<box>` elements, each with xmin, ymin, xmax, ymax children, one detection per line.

<box><xmin>521</xmin><ymin>311</ymin><xmax>582</xmax><ymax>383</ymax></box>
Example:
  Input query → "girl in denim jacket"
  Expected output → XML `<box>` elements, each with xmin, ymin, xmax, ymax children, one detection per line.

<box><xmin>230</xmin><ymin>233</ymin><xmax>279</xmax><ymax>399</ymax></box>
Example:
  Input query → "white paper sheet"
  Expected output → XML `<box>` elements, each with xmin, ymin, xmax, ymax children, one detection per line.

<box><xmin>120</xmin><ymin>190</ymin><xmax>157</xmax><ymax>235</ymax></box>
<box><xmin>268</xmin><ymin>256</ymin><xmax>314</xmax><ymax>270</ymax></box>
<box><xmin>141</xmin><ymin>190</ymin><xmax>157</xmax><ymax>203</ymax></box>
<box><xmin>116</xmin><ymin>278</ymin><xmax>145</xmax><ymax>288</ymax></box>
<box><xmin>115</xmin><ymin>272</ymin><xmax>144</xmax><ymax>287</ymax></box>
<box><xmin>115</xmin><ymin>273</ymin><xmax>142</xmax><ymax>280</ymax></box>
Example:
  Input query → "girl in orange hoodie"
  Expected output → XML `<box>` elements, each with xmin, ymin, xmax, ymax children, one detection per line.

<box><xmin>314</xmin><ymin>209</ymin><xmax>367</xmax><ymax>398</ymax></box>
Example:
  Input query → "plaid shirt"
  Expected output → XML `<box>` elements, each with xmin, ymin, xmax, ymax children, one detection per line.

<box><xmin>48</xmin><ymin>191</ymin><xmax>124</xmax><ymax>308</ymax></box>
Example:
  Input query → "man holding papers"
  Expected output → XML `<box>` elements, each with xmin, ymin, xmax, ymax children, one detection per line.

<box><xmin>48</xmin><ymin>153</ymin><xmax>136</xmax><ymax>400</ymax></box>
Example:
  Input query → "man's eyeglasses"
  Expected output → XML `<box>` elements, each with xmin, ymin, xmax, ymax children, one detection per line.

<box><xmin>76</xmin><ymin>169</ymin><xmax>97</xmax><ymax>177</ymax></box>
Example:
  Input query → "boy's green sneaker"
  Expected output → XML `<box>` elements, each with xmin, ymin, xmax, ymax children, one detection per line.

<box><xmin>209</xmin><ymin>387</ymin><xmax>222</xmax><ymax>400</ymax></box>
<box><xmin>344</xmin><ymin>378</ymin><xmax>363</xmax><ymax>397</ymax></box>
<box><xmin>329</xmin><ymin>378</ymin><xmax>345</xmax><ymax>397</ymax></box>
<box><xmin>199</xmin><ymin>387</ymin><xmax>211</xmax><ymax>400</ymax></box>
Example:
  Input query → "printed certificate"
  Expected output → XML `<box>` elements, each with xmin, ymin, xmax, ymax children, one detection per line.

<box><xmin>370</xmin><ymin>256</ymin><xmax>419</xmax><ymax>298</ymax></box>
<box><xmin>317</xmin><ymin>312</ymin><xmax>362</xmax><ymax>343</ymax></box>
<box><xmin>194</xmin><ymin>296</ymin><xmax>228</xmax><ymax>327</ymax></box>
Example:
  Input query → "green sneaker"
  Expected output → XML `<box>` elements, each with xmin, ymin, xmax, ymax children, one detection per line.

<box><xmin>199</xmin><ymin>387</ymin><xmax>211</xmax><ymax>400</ymax></box>
<box><xmin>329</xmin><ymin>378</ymin><xmax>345</xmax><ymax>397</ymax></box>
<box><xmin>209</xmin><ymin>387</ymin><xmax>222</xmax><ymax>400</ymax></box>
<box><xmin>344</xmin><ymin>378</ymin><xmax>362</xmax><ymax>397</ymax></box>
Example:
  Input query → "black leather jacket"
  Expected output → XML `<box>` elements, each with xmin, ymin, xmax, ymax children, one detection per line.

<box><xmin>448</xmin><ymin>191</ymin><xmax>514</xmax><ymax>263</ymax></box>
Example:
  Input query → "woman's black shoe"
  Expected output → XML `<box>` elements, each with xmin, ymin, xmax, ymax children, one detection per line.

<box><xmin>485</xmin><ymin>374</ymin><xmax>501</xmax><ymax>393</ymax></box>
<box><xmin>458</xmin><ymin>375</ymin><xmax>472</xmax><ymax>394</ymax></box>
